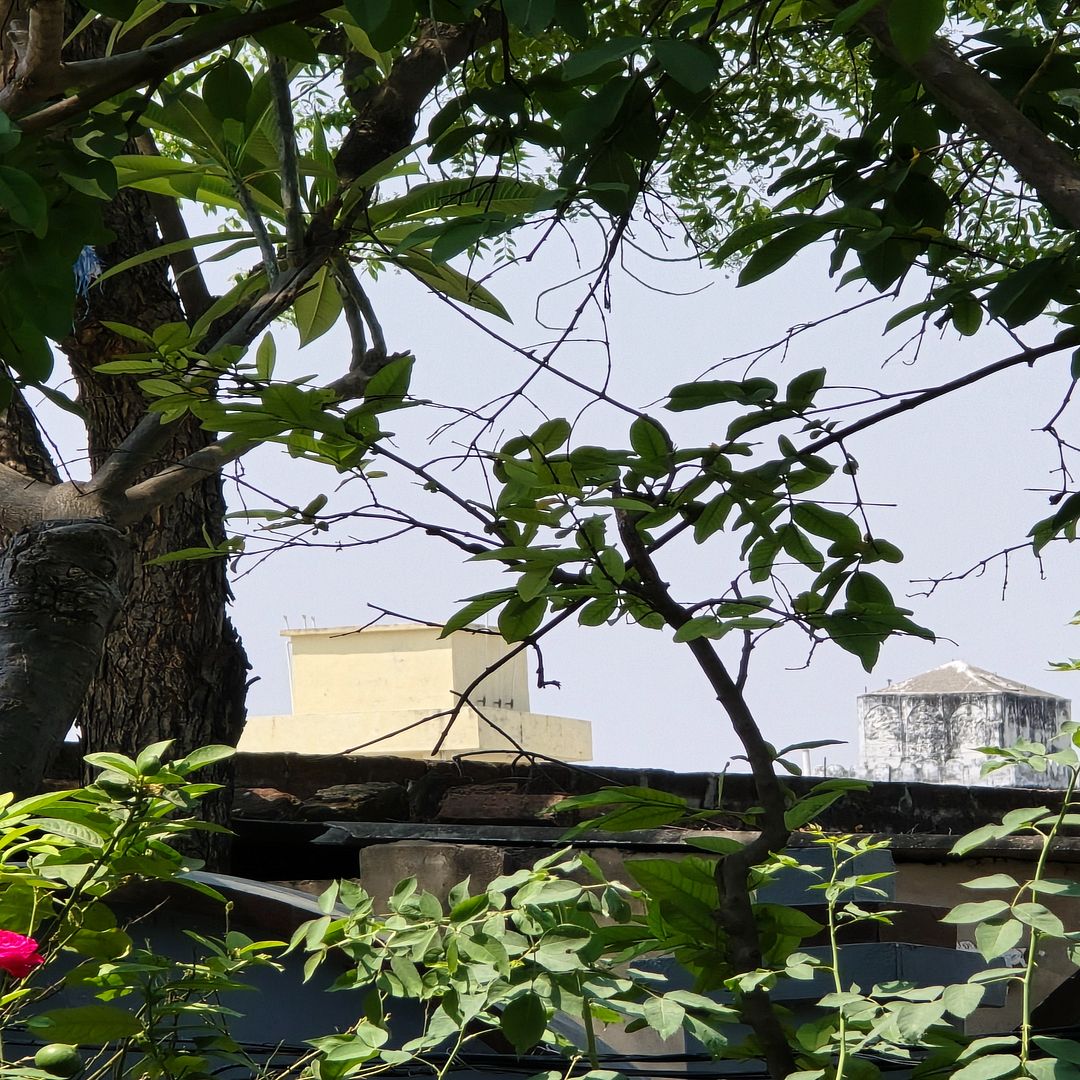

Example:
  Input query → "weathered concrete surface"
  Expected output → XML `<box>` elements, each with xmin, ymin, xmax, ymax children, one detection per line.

<box><xmin>859</xmin><ymin>661</ymin><xmax>1071</xmax><ymax>787</ymax></box>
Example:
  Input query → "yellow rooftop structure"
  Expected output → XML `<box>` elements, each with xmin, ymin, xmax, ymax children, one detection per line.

<box><xmin>239</xmin><ymin>623</ymin><xmax>592</xmax><ymax>761</ymax></box>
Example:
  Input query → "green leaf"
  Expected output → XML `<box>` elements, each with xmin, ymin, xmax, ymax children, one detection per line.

<box><xmin>961</xmin><ymin>873</ymin><xmax>1019</xmax><ymax>891</ymax></box>
<box><xmin>739</xmin><ymin>223</ymin><xmax>830</xmax><ymax>286</ymax></box>
<box><xmin>784</xmin><ymin>790</ymin><xmax>843</xmax><ymax>829</ymax></box>
<box><xmin>364</xmin><ymin>353</ymin><xmax>414</xmax><ymax>401</ymax></box>
<box><xmin>561</xmin><ymin>37</ymin><xmax>645</xmax><ymax>81</ymax></box>
<box><xmin>175</xmin><ymin>745</ymin><xmax>235</xmax><ymax>774</ymax></box>
<box><xmin>253</xmin><ymin>23</ymin><xmax>319</xmax><ymax>63</ymax></box>
<box><xmin>887</xmin><ymin>0</ymin><xmax>945</xmax><ymax>62</ymax></box>
<box><xmin>780</xmin><ymin>523</ymin><xmax>824</xmax><ymax>571</ymax></box>
<box><xmin>294</xmin><ymin>266</ymin><xmax>344</xmax><ymax>347</ymax></box>
<box><xmin>84</xmin><ymin>752</ymin><xmax>139</xmax><ymax>777</ymax></box>
<box><xmin>942</xmin><ymin>983</ymin><xmax>985</xmax><ymax>1018</ymax></box>
<box><xmin>974</xmin><ymin>918</ymin><xmax>1024</xmax><ymax>961</ymax></box>
<box><xmin>0</xmin><ymin>315</ymin><xmax>53</xmax><ymax>382</ymax></box>
<box><xmin>202</xmin><ymin>59</ymin><xmax>252</xmax><ymax>124</ymax></box>
<box><xmin>951</xmin><ymin>822</ymin><xmax>1005</xmax><ymax>856</ymax></box>
<box><xmin>833</xmin><ymin>0</ymin><xmax>881</xmax><ymax>31</ymax></box>
<box><xmin>951</xmin><ymin>295</ymin><xmax>983</xmax><ymax>336</ymax></box>
<box><xmin>0</xmin><ymin>109</ymin><xmax>21</xmax><ymax>154</ymax></box>
<box><xmin>441</xmin><ymin>591</ymin><xmax>515</xmax><ymax>637</ymax></box>
<box><xmin>345</xmin><ymin>0</ymin><xmax>416</xmax><ymax>51</ymax></box>
<box><xmin>1033</xmin><ymin>1039</ymin><xmax>1080</xmax><ymax>1066</ymax></box>
<box><xmin>556</xmin><ymin>785</ymin><xmax>689</xmax><ymax>832</ymax></box>
<box><xmin>652</xmin><ymin>39</ymin><xmax>718</xmax><ymax>93</ymax></box>
<box><xmin>1013</xmin><ymin>902</ymin><xmax>1064</xmax><ymax>937</ymax></box>
<box><xmin>644</xmin><ymin>996</ymin><xmax>686</xmax><ymax>1040</ymax></box>
<box><xmin>950</xmin><ymin>1054</ymin><xmax>1022</xmax><ymax>1080</ymax></box>
<box><xmin>255</xmin><ymin>333</ymin><xmax>276</xmax><ymax>381</ymax></box>
<box><xmin>389</xmin><ymin>251</ymin><xmax>511</xmax><ymax>321</ymax></box>
<box><xmin>786</xmin><ymin>368</ymin><xmax>826</xmax><ymax>408</ymax></box>
<box><xmin>97</xmin><ymin>231</ymin><xmax>254</xmax><ymax>286</ymax></box>
<box><xmin>498</xmin><ymin>595</ymin><xmax>547</xmax><ymax>641</ymax></box>
<box><xmin>27</xmin><ymin>1005</ymin><xmax>142</xmax><ymax>1044</ymax></box>
<box><xmin>532</xmin><ymin>926</ymin><xmax>590</xmax><ymax>972</ymax></box>
<box><xmin>503</xmin><ymin>0</ymin><xmax>556</xmax><ymax>35</ymax></box>
<box><xmin>893</xmin><ymin>999</ymin><xmax>946</xmax><ymax>1041</ymax></box>
<box><xmin>694</xmin><ymin>494</ymin><xmax>732</xmax><ymax>543</ymax></box>
<box><xmin>500</xmin><ymin>992</ymin><xmax>547</xmax><ymax>1053</ymax></box>
<box><xmin>940</xmin><ymin>899</ymin><xmax>1010</xmax><ymax>924</ymax></box>
<box><xmin>791</xmin><ymin>504</ymin><xmax>861</xmax><ymax>548</ymax></box>
<box><xmin>579</xmin><ymin>595</ymin><xmax>618</xmax><ymax>626</ymax></box>
<box><xmin>667</xmin><ymin>378</ymin><xmax>777</xmax><ymax>411</ymax></box>
<box><xmin>630</xmin><ymin>416</ymin><xmax>671</xmax><ymax>461</ymax></box>
<box><xmin>0</xmin><ymin>166</ymin><xmax>47</xmax><ymax>234</ymax></box>
<box><xmin>1027</xmin><ymin>1060</ymin><xmax>1080</xmax><ymax>1080</ymax></box>
<box><xmin>673</xmin><ymin>617</ymin><xmax>724</xmax><ymax>643</ymax></box>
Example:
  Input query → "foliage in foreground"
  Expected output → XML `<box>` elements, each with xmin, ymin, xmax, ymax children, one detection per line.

<box><xmin>1</xmin><ymin>737</ymin><xmax>1080</xmax><ymax>1080</ymax></box>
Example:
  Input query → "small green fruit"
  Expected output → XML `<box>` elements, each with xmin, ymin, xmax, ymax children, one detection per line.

<box><xmin>137</xmin><ymin>753</ymin><xmax>161</xmax><ymax>776</ymax></box>
<box><xmin>35</xmin><ymin>1043</ymin><xmax>82</xmax><ymax>1077</ymax></box>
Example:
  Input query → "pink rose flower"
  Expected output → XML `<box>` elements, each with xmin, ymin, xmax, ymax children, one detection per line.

<box><xmin>0</xmin><ymin>930</ymin><xmax>44</xmax><ymax>978</ymax></box>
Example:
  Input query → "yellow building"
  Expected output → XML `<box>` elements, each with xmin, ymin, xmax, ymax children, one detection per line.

<box><xmin>239</xmin><ymin>623</ymin><xmax>592</xmax><ymax>761</ymax></box>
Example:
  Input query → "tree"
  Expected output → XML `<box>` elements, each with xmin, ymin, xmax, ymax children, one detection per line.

<box><xmin>1</xmin><ymin>0</ymin><xmax>1080</xmax><ymax>1049</ymax></box>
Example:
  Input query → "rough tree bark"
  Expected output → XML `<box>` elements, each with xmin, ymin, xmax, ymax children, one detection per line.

<box><xmin>0</xmin><ymin>521</ymin><xmax>126</xmax><ymax>797</ymax></box>
<box><xmin>0</xmin><ymin>4</ymin><xmax>249</xmax><ymax>854</ymax></box>
<box><xmin>63</xmin><ymin>186</ymin><xmax>249</xmax><ymax>832</ymax></box>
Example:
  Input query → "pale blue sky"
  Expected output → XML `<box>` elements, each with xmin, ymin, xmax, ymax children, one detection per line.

<box><xmin>199</xmin><ymin>225</ymin><xmax>1080</xmax><ymax>774</ymax></box>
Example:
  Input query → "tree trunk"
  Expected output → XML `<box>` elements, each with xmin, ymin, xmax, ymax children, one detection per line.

<box><xmin>0</xmin><ymin>4</ymin><xmax>248</xmax><ymax>842</ymax></box>
<box><xmin>62</xmin><ymin>185</ymin><xmax>249</xmax><ymax>864</ymax></box>
<box><xmin>0</xmin><ymin>521</ymin><xmax>126</xmax><ymax>797</ymax></box>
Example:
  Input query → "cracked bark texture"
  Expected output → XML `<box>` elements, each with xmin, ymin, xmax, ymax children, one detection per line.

<box><xmin>0</xmin><ymin>521</ymin><xmax>126</xmax><ymax>797</ymax></box>
<box><xmin>63</xmin><ymin>183</ymin><xmax>249</xmax><ymax>856</ymax></box>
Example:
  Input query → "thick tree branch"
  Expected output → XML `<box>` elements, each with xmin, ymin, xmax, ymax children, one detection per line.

<box><xmin>862</xmin><ymin>6</ymin><xmax>1080</xmax><ymax>230</ymax></box>
<box><xmin>335</xmin><ymin>14</ymin><xmax>502</xmax><ymax>183</ymax></box>
<box><xmin>15</xmin><ymin>0</ymin><xmax>340</xmax><ymax>132</ymax></box>
<box><xmin>335</xmin><ymin>255</ymin><xmax>386</xmax><ymax>360</ymax></box>
<box><xmin>613</xmin><ymin>508</ymin><xmax>795</xmax><ymax>1080</ymax></box>
<box><xmin>118</xmin><ymin>349</ymin><xmax>405</xmax><ymax>521</ymax></box>
<box><xmin>90</xmin><ymin>254</ymin><xmax>336</xmax><ymax>498</ymax></box>
<box><xmin>0</xmin><ymin>461</ymin><xmax>54</xmax><ymax>529</ymax></box>
<box><xmin>0</xmin><ymin>0</ymin><xmax>65</xmax><ymax>114</ymax></box>
<box><xmin>0</xmin><ymin>520</ymin><xmax>126</xmax><ymax>798</ymax></box>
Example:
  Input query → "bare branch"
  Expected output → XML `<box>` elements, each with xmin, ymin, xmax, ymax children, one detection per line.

<box><xmin>612</xmin><ymin>504</ymin><xmax>795</xmax><ymax>1080</ymax></box>
<box><xmin>334</xmin><ymin>255</ymin><xmax>386</xmax><ymax>360</ymax></box>
<box><xmin>802</xmin><ymin>335</ymin><xmax>1076</xmax><ymax>456</ymax></box>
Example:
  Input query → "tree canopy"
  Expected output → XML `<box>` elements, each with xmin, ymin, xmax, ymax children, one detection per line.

<box><xmin>2</xmin><ymin>0</ymin><xmax>1080</xmax><ymax>1072</ymax></box>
